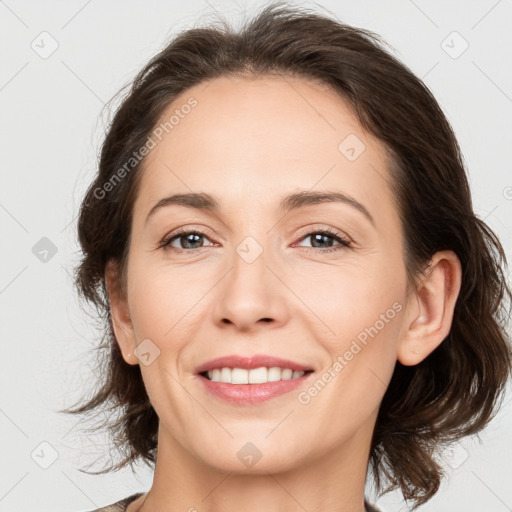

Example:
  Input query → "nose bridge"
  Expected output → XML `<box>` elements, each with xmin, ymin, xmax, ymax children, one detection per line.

<box><xmin>227</xmin><ymin>200</ymin><xmax>277</xmax><ymax>270</ymax></box>
<box><xmin>229</xmin><ymin>205</ymin><xmax>283</xmax><ymax>281</ymax></box>
<box><xmin>229</xmin><ymin>231</ymin><xmax>272</xmax><ymax>294</ymax></box>
<box><xmin>235</xmin><ymin>233</ymin><xmax>266</xmax><ymax>266</ymax></box>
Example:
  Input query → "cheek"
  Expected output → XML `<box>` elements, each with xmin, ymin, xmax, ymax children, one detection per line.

<box><xmin>125</xmin><ymin>257</ymin><xmax>181</xmax><ymax>340</ymax></box>
<box><xmin>126</xmin><ymin>255</ymin><xmax>218</xmax><ymax>354</ymax></box>
<box><xmin>298</xmin><ymin>262</ymin><xmax>404</xmax><ymax>360</ymax></box>
<box><xmin>303</xmin><ymin>277</ymin><xmax>403</xmax><ymax>426</ymax></box>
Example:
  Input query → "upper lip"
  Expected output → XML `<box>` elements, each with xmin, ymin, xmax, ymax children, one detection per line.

<box><xmin>195</xmin><ymin>355</ymin><xmax>314</xmax><ymax>374</ymax></box>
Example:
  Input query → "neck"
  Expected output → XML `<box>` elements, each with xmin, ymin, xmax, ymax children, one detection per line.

<box><xmin>137</xmin><ymin>417</ymin><xmax>375</xmax><ymax>512</ymax></box>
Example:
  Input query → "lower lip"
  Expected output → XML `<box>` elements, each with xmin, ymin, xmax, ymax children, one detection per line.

<box><xmin>198</xmin><ymin>373</ymin><xmax>313</xmax><ymax>405</ymax></box>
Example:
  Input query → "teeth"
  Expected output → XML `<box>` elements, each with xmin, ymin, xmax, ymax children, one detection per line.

<box><xmin>206</xmin><ymin>366</ymin><xmax>306</xmax><ymax>384</ymax></box>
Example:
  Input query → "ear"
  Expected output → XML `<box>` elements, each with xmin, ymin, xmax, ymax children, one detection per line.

<box><xmin>105</xmin><ymin>259</ymin><xmax>138</xmax><ymax>365</ymax></box>
<box><xmin>397</xmin><ymin>250</ymin><xmax>462</xmax><ymax>366</ymax></box>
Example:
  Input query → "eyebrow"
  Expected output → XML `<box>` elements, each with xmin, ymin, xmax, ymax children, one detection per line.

<box><xmin>144</xmin><ymin>190</ymin><xmax>375</xmax><ymax>227</ymax></box>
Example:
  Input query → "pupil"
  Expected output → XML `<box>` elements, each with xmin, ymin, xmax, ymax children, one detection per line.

<box><xmin>185</xmin><ymin>234</ymin><xmax>201</xmax><ymax>248</ymax></box>
<box><xmin>313</xmin><ymin>233</ymin><xmax>331</xmax><ymax>248</ymax></box>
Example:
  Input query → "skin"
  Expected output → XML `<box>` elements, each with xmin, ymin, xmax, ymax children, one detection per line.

<box><xmin>105</xmin><ymin>74</ymin><xmax>462</xmax><ymax>512</ymax></box>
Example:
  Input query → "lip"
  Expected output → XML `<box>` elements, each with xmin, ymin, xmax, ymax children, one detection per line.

<box><xmin>197</xmin><ymin>371</ymin><xmax>314</xmax><ymax>405</ymax></box>
<box><xmin>194</xmin><ymin>354</ymin><xmax>314</xmax><ymax>374</ymax></box>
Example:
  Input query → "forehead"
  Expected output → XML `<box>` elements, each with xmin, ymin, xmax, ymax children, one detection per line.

<box><xmin>133</xmin><ymin>74</ymin><xmax>397</xmax><ymax>229</ymax></box>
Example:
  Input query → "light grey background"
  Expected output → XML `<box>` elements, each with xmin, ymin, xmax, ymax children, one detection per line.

<box><xmin>1</xmin><ymin>0</ymin><xmax>511</xmax><ymax>511</ymax></box>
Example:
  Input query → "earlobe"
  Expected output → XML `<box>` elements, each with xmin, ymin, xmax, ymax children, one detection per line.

<box><xmin>397</xmin><ymin>250</ymin><xmax>462</xmax><ymax>366</ymax></box>
<box><xmin>105</xmin><ymin>259</ymin><xmax>138</xmax><ymax>366</ymax></box>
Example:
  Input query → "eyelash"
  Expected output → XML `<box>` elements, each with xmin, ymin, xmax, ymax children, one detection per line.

<box><xmin>157</xmin><ymin>227</ymin><xmax>352</xmax><ymax>254</ymax></box>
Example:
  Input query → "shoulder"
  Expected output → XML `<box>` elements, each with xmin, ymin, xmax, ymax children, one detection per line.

<box><xmin>84</xmin><ymin>492</ymin><xmax>145</xmax><ymax>512</ymax></box>
<box><xmin>364</xmin><ymin>500</ymin><xmax>383</xmax><ymax>512</ymax></box>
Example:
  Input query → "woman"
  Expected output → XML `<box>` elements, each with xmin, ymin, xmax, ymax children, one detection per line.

<box><xmin>64</xmin><ymin>2</ymin><xmax>512</xmax><ymax>511</ymax></box>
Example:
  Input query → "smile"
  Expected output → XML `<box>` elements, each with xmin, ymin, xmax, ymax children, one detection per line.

<box><xmin>202</xmin><ymin>366</ymin><xmax>312</xmax><ymax>384</ymax></box>
<box><xmin>197</xmin><ymin>371</ymin><xmax>316</xmax><ymax>405</ymax></box>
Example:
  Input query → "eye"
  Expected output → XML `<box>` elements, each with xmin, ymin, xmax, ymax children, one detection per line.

<box><xmin>158</xmin><ymin>227</ymin><xmax>352</xmax><ymax>254</ymax></box>
<box><xmin>293</xmin><ymin>228</ymin><xmax>352</xmax><ymax>253</ymax></box>
<box><xmin>158</xmin><ymin>228</ymin><xmax>215</xmax><ymax>253</ymax></box>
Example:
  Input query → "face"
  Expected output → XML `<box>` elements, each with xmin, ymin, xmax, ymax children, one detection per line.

<box><xmin>111</xmin><ymin>74</ymin><xmax>413</xmax><ymax>474</ymax></box>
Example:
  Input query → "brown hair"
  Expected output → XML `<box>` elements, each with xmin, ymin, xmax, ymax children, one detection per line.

<box><xmin>61</xmin><ymin>2</ymin><xmax>512</xmax><ymax>508</ymax></box>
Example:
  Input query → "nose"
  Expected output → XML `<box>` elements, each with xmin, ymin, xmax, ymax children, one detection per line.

<box><xmin>213</xmin><ymin>241</ymin><xmax>290</xmax><ymax>332</ymax></box>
